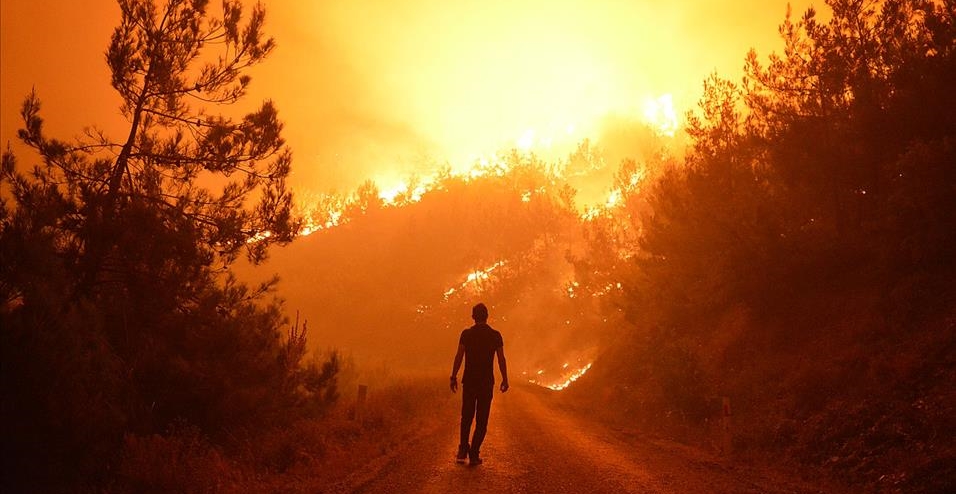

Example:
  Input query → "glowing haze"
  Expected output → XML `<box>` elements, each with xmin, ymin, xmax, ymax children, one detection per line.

<box><xmin>2</xmin><ymin>0</ymin><xmax>811</xmax><ymax>196</ymax></box>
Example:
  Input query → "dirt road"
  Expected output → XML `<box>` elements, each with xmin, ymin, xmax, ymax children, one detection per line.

<box><xmin>330</xmin><ymin>385</ymin><xmax>835</xmax><ymax>493</ymax></box>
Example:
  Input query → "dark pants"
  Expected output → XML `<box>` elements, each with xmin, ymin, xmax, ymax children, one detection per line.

<box><xmin>460</xmin><ymin>383</ymin><xmax>494</xmax><ymax>453</ymax></box>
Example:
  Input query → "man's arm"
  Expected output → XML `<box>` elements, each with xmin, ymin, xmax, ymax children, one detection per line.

<box><xmin>496</xmin><ymin>346</ymin><xmax>509</xmax><ymax>393</ymax></box>
<box><xmin>450</xmin><ymin>343</ymin><xmax>465</xmax><ymax>393</ymax></box>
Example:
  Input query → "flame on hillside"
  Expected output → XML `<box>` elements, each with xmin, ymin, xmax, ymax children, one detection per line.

<box><xmin>377</xmin><ymin>179</ymin><xmax>430</xmax><ymax>205</ymax></box>
<box><xmin>527</xmin><ymin>362</ymin><xmax>594</xmax><ymax>391</ymax></box>
<box><xmin>643</xmin><ymin>94</ymin><xmax>679</xmax><ymax>137</ymax></box>
<box><xmin>443</xmin><ymin>260</ymin><xmax>507</xmax><ymax>300</ymax></box>
<box><xmin>252</xmin><ymin>104</ymin><xmax>672</xmax><ymax>243</ymax></box>
<box><xmin>579</xmin><ymin>165</ymin><xmax>646</xmax><ymax>221</ymax></box>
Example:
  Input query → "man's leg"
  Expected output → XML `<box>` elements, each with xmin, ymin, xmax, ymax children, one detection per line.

<box><xmin>469</xmin><ymin>384</ymin><xmax>494</xmax><ymax>458</ymax></box>
<box><xmin>460</xmin><ymin>385</ymin><xmax>477</xmax><ymax>452</ymax></box>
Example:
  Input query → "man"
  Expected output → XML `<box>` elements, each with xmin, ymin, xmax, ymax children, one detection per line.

<box><xmin>450</xmin><ymin>302</ymin><xmax>509</xmax><ymax>465</ymax></box>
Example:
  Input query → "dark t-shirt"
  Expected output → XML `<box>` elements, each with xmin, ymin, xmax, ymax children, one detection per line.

<box><xmin>459</xmin><ymin>323</ymin><xmax>503</xmax><ymax>387</ymax></box>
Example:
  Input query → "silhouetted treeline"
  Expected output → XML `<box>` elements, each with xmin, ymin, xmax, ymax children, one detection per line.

<box><xmin>580</xmin><ymin>1</ymin><xmax>955</xmax><ymax>490</ymax></box>
<box><xmin>1</xmin><ymin>2</ymin><xmax>336</xmax><ymax>491</ymax></box>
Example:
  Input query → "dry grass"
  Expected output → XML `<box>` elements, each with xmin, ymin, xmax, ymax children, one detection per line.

<box><xmin>102</xmin><ymin>375</ymin><xmax>453</xmax><ymax>494</ymax></box>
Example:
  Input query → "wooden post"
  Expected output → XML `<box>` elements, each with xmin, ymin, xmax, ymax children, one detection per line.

<box><xmin>720</xmin><ymin>396</ymin><xmax>732</xmax><ymax>455</ymax></box>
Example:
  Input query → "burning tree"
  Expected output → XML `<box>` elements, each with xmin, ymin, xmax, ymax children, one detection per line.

<box><xmin>0</xmin><ymin>1</ymin><xmax>333</xmax><ymax>489</ymax></box>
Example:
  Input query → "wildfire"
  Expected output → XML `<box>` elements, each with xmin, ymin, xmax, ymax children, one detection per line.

<box><xmin>286</xmin><ymin>149</ymin><xmax>521</xmax><ymax>242</ymax></box>
<box><xmin>566</xmin><ymin>280</ymin><xmax>579</xmax><ymax>298</ymax></box>
<box><xmin>578</xmin><ymin>169</ymin><xmax>647</xmax><ymax>222</ymax></box>
<box><xmin>528</xmin><ymin>362</ymin><xmax>594</xmax><ymax>391</ymax></box>
<box><xmin>605</xmin><ymin>189</ymin><xmax>622</xmax><ymax>208</ymax></box>
<box><xmin>442</xmin><ymin>260</ymin><xmax>507</xmax><ymax>300</ymax></box>
<box><xmin>642</xmin><ymin>93</ymin><xmax>679</xmax><ymax>137</ymax></box>
<box><xmin>296</xmin><ymin>202</ymin><xmax>347</xmax><ymax>237</ymax></box>
<box><xmin>378</xmin><ymin>182</ymin><xmax>405</xmax><ymax>204</ymax></box>
<box><xmin>287</xmin><ymin>120</ymin><xmax>587</xmax><ymax>241</ymax></box>
<box><xmin>275</xmin><ymin>100</ymin><xmax>665</xmax><ymax>242</ymax></box>
<box><xmin>377</xmin><ymin>177</ymin><xmax>433</xmax><ymax>207</ymax></box>
<box><xmin>246</xmin><ymin>230</ymin><xmax>273</xmax><ymax>244</ymax></box>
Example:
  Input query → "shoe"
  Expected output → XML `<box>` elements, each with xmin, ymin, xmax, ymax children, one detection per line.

<box><xmin>456</xmin><ymin>444</ymin><xmax>469</xmax><ymax>463</ymax></box>
<box><xmin>469</xmin><ymin>450</ymin><xmax>482</xmax><ymax>466</ymax></box>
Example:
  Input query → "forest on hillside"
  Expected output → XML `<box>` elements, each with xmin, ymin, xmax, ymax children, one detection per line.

<box><xmin>1</xmin><ymin>0</ymin><xmax>954</xmax><ymax>492</ymax></box>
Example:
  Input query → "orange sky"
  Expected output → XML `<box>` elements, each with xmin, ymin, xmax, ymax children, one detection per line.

<box><xmin>1</xmin><ymin>0</ymin><xmax>813</xmax><ymax>195</ymax></box>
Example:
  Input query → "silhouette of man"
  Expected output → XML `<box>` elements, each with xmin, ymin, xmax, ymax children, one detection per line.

<box><xmin>450</xmin><ymin>302</ymin><xmax>509</xmax><ymax>465</ymax></box>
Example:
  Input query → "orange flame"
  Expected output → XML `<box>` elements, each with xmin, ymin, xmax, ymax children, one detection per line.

<box><xmin>528</xmin><ymin>362</ymin><xmax>593</xmax><ymax>391</ymax></box>
<box><xmin>261</xmin><ymin>106</ymin><xmax>661</xmax><ymax>243</ymax></box>
<box><xmin>443</xmin><ymin>260</ymin><xmax>507</xmax><ymax>300</ymax></box>
<box><xmin>642</xmin><ymin>93</ymin><xmax>679</xmax><ymax>137</ymax></box>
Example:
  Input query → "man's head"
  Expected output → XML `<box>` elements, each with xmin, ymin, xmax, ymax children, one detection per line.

<box><xmin>471</xmin><ymin>303</ymin><xmax>488</xmax><ymax>323</ymax></box>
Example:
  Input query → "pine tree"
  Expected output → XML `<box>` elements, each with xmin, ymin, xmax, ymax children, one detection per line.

<box><xmin>11</xmin><ymin>0</ymin><xmax>296</xmax><ymax>293</ymax></box>
<box><xmin>1</xmin><ymin>2</ymin><xmax>334</xmax><ymax>489</ymax></box>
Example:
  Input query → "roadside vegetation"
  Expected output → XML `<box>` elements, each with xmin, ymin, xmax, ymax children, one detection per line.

<box><xmin>566</xmin><ymin>2</ymin><xmax>956</xmax><ymax>492</ymax></box>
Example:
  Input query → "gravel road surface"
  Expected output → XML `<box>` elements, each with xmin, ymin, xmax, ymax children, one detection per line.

<box><xmin>330</xmin><ymin>385</ymin><xmax>838</xmax><ymax>493</ymax></box>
